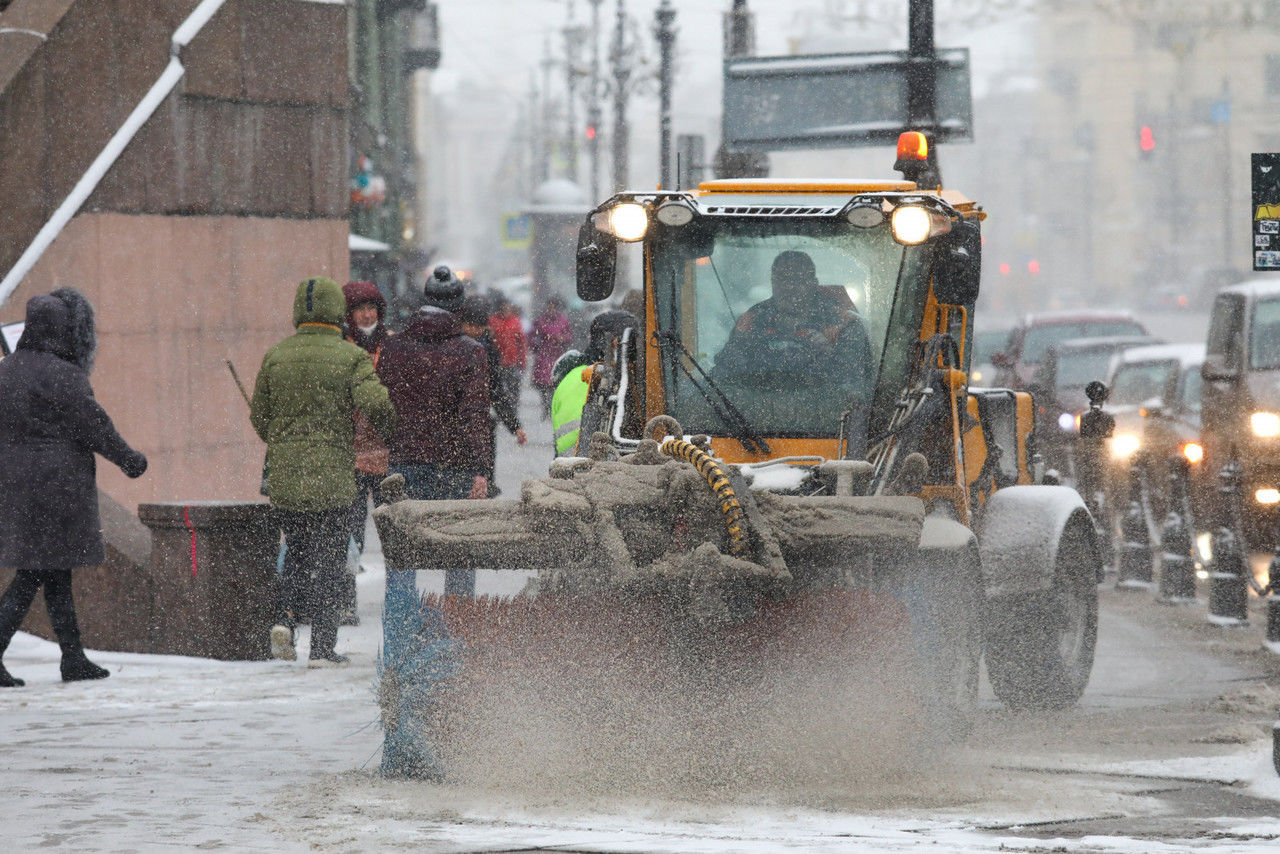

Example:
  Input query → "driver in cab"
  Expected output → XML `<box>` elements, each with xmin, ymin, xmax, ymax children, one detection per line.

<box><xmin>714</xmin><ymin>250</ymin><xmax>872</xmax><ymax>391</ymax></box>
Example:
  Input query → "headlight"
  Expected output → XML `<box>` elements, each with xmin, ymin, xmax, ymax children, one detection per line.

<box><xmin>655</xmin><ymin>200</ymin><xmax>695</xmax><ymax>227</ymax></box>
<box><xmin>1256</xmin><ymin>488</ymin><xmax>1280</xmax><ymax>505</ymax></box>
<box><xmin>1252</xmin><ymin>412</ymin><xmax>1280</xmax><ymax>438</ymax></box>
<box><xmin>970</xmin><ymin>369</ymin><xmax>983</xmax><ymax>383</ymax></box>
<box><xmin>846</xmin><ymin>203</ymin><xmax>885</xmax><ymax>228</ymax></box>
<box><xmin>1110</xmin><ymin>433</ymin><xmax>1141</xmax><ymax>459</ymax></box>
<box><xmin>606</xmin><ymin>202</ymin><xmax>649</xmax><ymax>242</ymax></box>
<box><xmin>890</xmin><ymin>205</ymin><xmax>932</xmax><ymax>244</ymax></box>
<box><xmin>1182</xmin><ymin>441</ymin><xmax>1204</xmax><ymax>464</ymax></box>
<box><xmin>1057</xmin><ymin>411</ymin><xmax>1077</xmax><ymax>432</ymax></box>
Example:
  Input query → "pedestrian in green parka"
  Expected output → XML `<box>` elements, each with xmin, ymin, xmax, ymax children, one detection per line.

<box><xmin>250</xmin><ymin>276</ymin><xmax>395</xmax><ymax>667</ymax></box>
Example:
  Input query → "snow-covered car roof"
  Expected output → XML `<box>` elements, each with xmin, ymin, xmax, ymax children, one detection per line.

<box><xmin>1020</xmin><ymin>308</ymin><xmax>1141</xmax><ymax>326</ymax></box>
<box><xmin>1113</xmin><ymin>342</ymin><xmax>1206</xmax><ymax>371</ymax></box>
<box><xmin>1050</xmin><ymin>335</ymin><xmax>1158</xmax><ymax>355</ymax></box>
<box><xmin>1216</xmin><ymin>278</ymin><xmax>1280</xmax><ymax>301</ymax></box>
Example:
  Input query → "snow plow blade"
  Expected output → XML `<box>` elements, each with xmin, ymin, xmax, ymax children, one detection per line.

<box><xmin>370</xmin><ymin>454</ymin><xmax>972</xmax><ymax>782</ymax></box>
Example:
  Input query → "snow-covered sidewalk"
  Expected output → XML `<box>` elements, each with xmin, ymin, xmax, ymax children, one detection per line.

<box><xmin>6</xmin><ymin>398</ymin><xmax>1280</xmax><ymax>851</ymax></box>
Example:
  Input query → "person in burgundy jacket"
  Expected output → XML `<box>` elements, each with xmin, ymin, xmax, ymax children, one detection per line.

<box><xmin>376</xmin><ymin>266</ymin><xmax>491</xmax><ymax>595</ymax></box>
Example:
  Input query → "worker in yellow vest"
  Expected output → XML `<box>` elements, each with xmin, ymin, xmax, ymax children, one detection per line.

<box><xmin>549</xmin><ymin>310</ymin><xmax>641</xmax><ymax>456</ymax></box>
<box><xmin>550</xmin><ymin>349</ymin><xmax>592</xmax><ymax>456</ymax></box>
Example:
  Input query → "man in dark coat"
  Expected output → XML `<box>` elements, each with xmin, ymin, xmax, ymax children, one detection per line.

<box><xmin>459</xmin><ymin>296</ymin><xmax>526</xmax><ymax>496</ymax></box>
<box><xmin>0</xmin><ymin>289</ymin><xmax>148</xmax><ymax>687</ymax></box>
<box><xmin>377</xmin><ymin>266</ymin><xmax>491</xmax><ymax>595</ymax></box>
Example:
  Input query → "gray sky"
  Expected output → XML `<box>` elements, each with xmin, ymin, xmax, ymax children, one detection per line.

<box><xmin>433</xmin><ymin>0</ymin><xmax>1030</xmax><ymax>101</ymax></box>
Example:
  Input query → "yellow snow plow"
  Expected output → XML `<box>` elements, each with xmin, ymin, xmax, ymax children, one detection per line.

<box><xmin>375</xmin><ymin>133</ymin><xmax>1101</xmax><ymax>781</ymax></box>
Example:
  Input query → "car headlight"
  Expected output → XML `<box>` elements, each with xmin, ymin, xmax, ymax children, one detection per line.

<box><xmin>1252</xmin><ymin>412</ymin><xmax>1280</xmax><ymax>438</ymax></box>
<box><xmin>1057</xmin><ymin>411</ymin><xmax>1077</xmax><ymax>432</ymax></box>
<box><xmin>1256</xmin><ymin>487</ymin><xmax>1280</xmax><ymax>505</ymax></box>
<box><xmin>1110</xmin><ymin>433</ymin><xmax>1141</xmax><ymax>459</ymax></box>
<box><xmin>1182</xmin><ymin>441</ymin><xmax>1204</xmax><ymax>464</ymax></box>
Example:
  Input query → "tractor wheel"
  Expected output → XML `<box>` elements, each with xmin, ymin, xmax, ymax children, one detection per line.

<box><xmin>984</xmin><ymin>520</ymin><xmax>1099</xmax><ymax>711</ymax></box>
<box><xmin>896</xmin><ymin>547</ymin><xmax>983</xmax><ymax>742</ymax></box>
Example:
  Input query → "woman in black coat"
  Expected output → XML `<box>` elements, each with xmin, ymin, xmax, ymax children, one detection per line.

<box><xmin>0</xmin><ymin>289</ymin><xmax>147</xmax><ymax>687</ymax></box>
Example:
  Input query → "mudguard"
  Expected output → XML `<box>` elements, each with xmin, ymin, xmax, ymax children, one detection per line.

<box><xmin>975</xmin><ymin>485</ymin><xmax>1098</xmax><ymax>600</ymax></box>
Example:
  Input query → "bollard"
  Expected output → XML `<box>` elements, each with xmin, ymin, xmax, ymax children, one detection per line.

<box><xmin>1267</xmin><ymin>598</ymin><xmax>1280</xmax><ymax>654</ymax></box>
<box><xmin>1158</xmin><ymin>461</ymin><xmax>1197</xmax><ymax>603</ymax></box>
<box><xmin>1274</xmin><ymin>721</ymin><xmax>1280</xmax><ymax>777</ymax></box>
<box><xmin>1207</xmin><ymin>460</ymin><xmax>1249</xmax><ymax>626</ymax></box>
<box><xmin>1118</xmin><ymin>463</ymin><xmax>1154</xmax><ymax>588</ymax></box>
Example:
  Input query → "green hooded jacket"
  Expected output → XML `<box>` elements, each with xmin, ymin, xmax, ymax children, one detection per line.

<box><xmin>250</xmin><ymin>277</ymin><xmax>395</xmax><ymax>511</ymax></box>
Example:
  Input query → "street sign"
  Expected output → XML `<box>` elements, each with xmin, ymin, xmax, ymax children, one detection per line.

<box><xmin>722</xmin><ymin>49</ymin><xmax>973</xmax><ymax>152</ymax></box>
<box><xmin>1253</xmin><ymin>153</ymin><xmax>1280</xmax><ymax>271</ymax></box>
<box><xmin>501</xmin><ymin>213</ymin><xmax>532</xmax><ymax>249</ymax></box>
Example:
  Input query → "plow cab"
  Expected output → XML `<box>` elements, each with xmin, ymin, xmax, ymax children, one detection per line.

<box><xmin>374</xmin><ymin>135</ymin><xmax>1102</xmax><ymax>780</ymax></box>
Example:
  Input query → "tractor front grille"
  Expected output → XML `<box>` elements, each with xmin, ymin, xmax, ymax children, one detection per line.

<box><xmin>701</xmin><ymin>204</ymin><xmax>844</xmax><ymax>217</ymax></box>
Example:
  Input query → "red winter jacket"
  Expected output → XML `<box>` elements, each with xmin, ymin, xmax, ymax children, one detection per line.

<box><xmin>377</xmin><ymin>307</ymin><xmax>491</xmax><ymax>472</ymax></box>
<box><xmin>489</xmin><ymin>312</ymin><xmax>527</xmax><ymax>370</ymax></box>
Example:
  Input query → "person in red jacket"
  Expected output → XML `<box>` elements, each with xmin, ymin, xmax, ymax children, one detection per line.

<box><xmin>488</xmin><ymin>298</ymin><xmax>527</xmax><ymax>408</ymax></box>
<box><xmin>376</xmin><ymin>267</ymin><xmax>491</xmax><ymax>596</ymax></box>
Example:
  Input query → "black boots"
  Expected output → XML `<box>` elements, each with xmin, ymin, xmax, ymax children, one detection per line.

<box><xmin>0</xmin><ymin>661</ymin><xmax>23</xmax><ymax>687</ymax></box>
<box><xmin>0</xmin><ymin>651</ymin><xmax>108</xmax><ymax>685</ymax></box>
<box><xmin>60</xmin><ymin>647</ymin><xmax>109</xmax><ymax>682</ymax></box>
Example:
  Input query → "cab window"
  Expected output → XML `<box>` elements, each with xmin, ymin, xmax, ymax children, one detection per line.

<box><xmin>1207</xmin><ymin>294</ymin><xmax>1244</xmax><ymax>369</ymax></box>
<box><xmin>1109</xmin><ymin>360</ymin><xmax>1176</xmax><ymax>407</ymax></box>
<box><xmin>1251</xmin><ymin>297</ymin><xmax>1280</xmax><ymax>370</ymax></box>
<box><xmin>1180</xmin><ymin>366</ymin><xmax>1203</xmax><ymax>414</ymax></box>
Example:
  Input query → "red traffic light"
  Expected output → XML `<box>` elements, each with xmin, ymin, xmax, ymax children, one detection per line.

<box><xmin>1028</xmin><ymin>259</ymin><xmax>1040</xmax><ymax>275</ymax></box>
<box><xmin>585</xmin><ymin>124</ymin><xmax>597</xmax><ymax>141</ymax></box>
<box><xmin>999</xmin><ymin>263</ymin><xmax>1011</xmax><ymax>275</ymax></box>
<box><xmin>1139</xmin><ymin>125</ymin><xmax>1155</xmax><ymax>153</ymax></box>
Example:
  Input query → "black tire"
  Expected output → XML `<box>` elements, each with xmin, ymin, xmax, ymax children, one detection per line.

<box><xmin>896</xmin><ymin>550</ymin><xmax>983</xmax><ymax>742</ymax></box>
<box><xmin>984</xmin><ymin>521</ymin><xmax>1099</xmax><ymax>711</ymax></box>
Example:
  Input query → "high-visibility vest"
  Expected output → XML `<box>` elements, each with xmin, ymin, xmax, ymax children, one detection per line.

<box><xmin>551</xmin><ymin>366</ymin><xmax>592</xmax><ymax>456</ymax></box>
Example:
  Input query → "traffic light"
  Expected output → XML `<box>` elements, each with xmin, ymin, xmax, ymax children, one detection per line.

<box><xmin>585</xmin><ymin>124</ymin><xmax>597</xmax><ymax>141</ymax></box>
<box><xmin>1139</xmin><ymin>125</ymin><xmax>1155</xmax><ymax>157</ymax></box>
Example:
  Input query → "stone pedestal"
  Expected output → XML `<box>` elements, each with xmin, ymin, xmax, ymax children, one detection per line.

<box><xmin>137</xmin><ymin>502</ymin><xmax>277</xmax><ymax>660</ymax></box>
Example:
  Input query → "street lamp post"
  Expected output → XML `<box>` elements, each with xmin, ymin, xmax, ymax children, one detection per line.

<box><xmin>610</xmin><ymin>0</ymin><xmax>632</xmax><ymax>193</ymax></box>
<box><xmin>906</xmin><ymin>0</ymin><xmax>942</xmax><ymax>187</ymax></box>
<box><xmin>654</xmin><ymin>0</ymin><xmax>676</xmax><ymax>189</ymax></box>
<box><xmin>587</xmin><ymin>0</ymin><xmax>604</xmax><ymax>202</ymax></box>
<box><xmin>563</xmin><ymin>4</ymin><xmax>588</xmax><ymax>183</ymax></box>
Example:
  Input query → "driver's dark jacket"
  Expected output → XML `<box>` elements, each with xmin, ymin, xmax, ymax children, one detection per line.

<box><xmin>714</xmin><ymin>292</ymin><xmax>873</xmax><ymax>391</ymax></box>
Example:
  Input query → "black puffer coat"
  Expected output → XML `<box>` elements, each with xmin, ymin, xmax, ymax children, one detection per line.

<box><xmin>0</xmin><ymin>290</ymin><xmax>147</xmax><ymax>571</ymax></box>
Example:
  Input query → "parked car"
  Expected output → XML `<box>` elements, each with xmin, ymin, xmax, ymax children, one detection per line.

<box><xmin>1104</xmin><ymin>343</ymin><xmax>1207</xmax><ymax>531</ymax></box>
<box><xmin>994</xmin><ymin>310</ymin><xmax>1149</xmax><ymax>389</ymax></box>
<box><xmin>1200</xmin><ymin>279</ymin><xmax>1280</xmax><ymax>546</ymax></box>
<box><xmin>1030</xmin><ymin>335</ymin><xmax>1158</xmax><ymax>478</ymax></box>
<box><xmin>968</xmin><ymin>325</ymin><xmax>1013</xmax><ymax>387</ymax></box>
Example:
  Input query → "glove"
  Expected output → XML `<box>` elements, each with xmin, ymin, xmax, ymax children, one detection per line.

<box><xmin>121</xmin><ymin>450</ymin><xmax>148</xmax><ymax>479</ymax></box>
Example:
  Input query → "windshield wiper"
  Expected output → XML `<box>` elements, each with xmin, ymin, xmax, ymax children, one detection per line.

<box><xmin>653</xmin><ymin>327</ymin><xmax>771</xmax><ymax>456</ymax></box>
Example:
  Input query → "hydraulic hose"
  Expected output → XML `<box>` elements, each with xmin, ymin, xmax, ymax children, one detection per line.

<box><xmin>646</xmin><ymin>417</ymin><xmax>750</xmax><ymax>558</ymax></box>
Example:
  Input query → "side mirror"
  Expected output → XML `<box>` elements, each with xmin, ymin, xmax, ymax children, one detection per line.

<box><xmin>932</xmin><ymin>218</ymin><xmax>981</xmax><ymax>306</ymax></box>
<box><xmin>1201</xmin><ymin>354</ymin><xmax>1239</xmax><ymax>382</ymax></box>
<box><xmin>576</xmin><ymin>219</ymin><xmax>617</xmax><ymax>302</ymax></box>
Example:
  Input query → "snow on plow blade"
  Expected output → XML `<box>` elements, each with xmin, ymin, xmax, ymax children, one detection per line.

<box><xmin>372</xmin><ymin>458</ymin><xmax>935</xmax><ymax>783</ymax></box>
